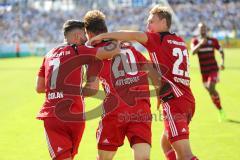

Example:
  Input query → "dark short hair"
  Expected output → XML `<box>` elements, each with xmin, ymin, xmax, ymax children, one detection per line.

<box><xmin>62</xmin><ymin>20</ymin><xmax>85</xmax><ymax>36</ymax></box>
<box><xmin>84</xmin><ymin>10</ymin><xmax>108</xmax><ymax>35</ymax></box>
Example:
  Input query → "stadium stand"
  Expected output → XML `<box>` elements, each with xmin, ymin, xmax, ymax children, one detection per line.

<box><xmin>0</xmin><ymin>0</ymin><xmax>239</xmax><ymax>43</ymax></box>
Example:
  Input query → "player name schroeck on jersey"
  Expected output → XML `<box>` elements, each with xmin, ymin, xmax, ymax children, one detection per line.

<box><xmin>173</xmin><ymin>77</ymin><xmax>190</xmax><ymax>86</ymax></box>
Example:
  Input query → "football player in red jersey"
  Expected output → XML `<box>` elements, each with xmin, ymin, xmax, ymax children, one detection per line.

<box><xmin>83</xmin><ymin>10</ymin><xmax>162</xmax><ymax>160</ymax></box>
<box><xmin>89</xmin><ymin>6</ymin><xmax>198</xmax><ymax>160</ymax></box>
<box><xmin>191</xmin><ymin>22</ymin><xmax>226</xmax><ymax>121</ymax></box>
<box><xmin>35</xmin><ymin>20</ymin><xmax>120</xmax><ymax>160</ymax></box>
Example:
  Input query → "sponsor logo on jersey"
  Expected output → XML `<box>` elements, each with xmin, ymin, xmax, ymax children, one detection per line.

<box><xmin>167</xmin><ymin>40</ymin><xmax>186</xmax><ymax>47</ymax></box>
<box><xmin>182</xmin><ymin>128</ymin><xmax>187</xmax><ymax>133</ymax></box>
<box><xmin>57</xmin><ymin>147</ymin><xmax>63</xmax><ymax>152</ymax></box>
<box><xmin>103</xmin><ymin>138</ymin><xmax>109</xmax><ymax>144</ymax></box>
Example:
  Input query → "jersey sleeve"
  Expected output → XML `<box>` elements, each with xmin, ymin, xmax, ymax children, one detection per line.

<box><xmin>77</xmin><ymin>45</ymin><xmax>99</xmax><ymax>56</ymax></box>
<box><xmin>213</xmin><ymin>38</ymin><xmax>221</xmax><ymax>50</ymax></box>
<box><xmin>141</xmin><ymin>32</ymin><xmax>159</xmax><ymax>51</ymax></box>
<box><xmin>76</xmin><ymin>45</ymin><xmax>99</xmax><ymax>65</ymax></box>
<box><xmin>38</xmin><ymin>57</ymin><xmax>45</xmax><ymax>77</ymax></box>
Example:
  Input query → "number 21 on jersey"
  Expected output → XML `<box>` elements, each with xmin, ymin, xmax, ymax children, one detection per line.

<box><xmin>172</xmin><ymin>48</ymin><xmax>190</xmax><ymax>78</ymax></box>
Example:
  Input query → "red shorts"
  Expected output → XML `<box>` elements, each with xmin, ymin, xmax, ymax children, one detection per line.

<box><xmin>202</xmin><ymin>72</ymin><xmax>219</xmax><ymax>86</ymax></box>
<box><xmin>162</xmin><ymin>97</ymin><xmax>195</xmax><ymax>144</ymax></box>
<box><xmin>43</xmin><ymin>118</ymin><xmax>85</xmax><ymax>160</ymax></box>
<box><xmin>96</xmin><ymin>102</ymin><xmax>152</xmax><ymax>151</ymax></box>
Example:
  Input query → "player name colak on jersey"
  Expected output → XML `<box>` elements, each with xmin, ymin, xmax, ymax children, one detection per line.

<box><xmin>48</xmin><ymin>91</ymin><xmax>64</xmax><ymax>100</ymax></box>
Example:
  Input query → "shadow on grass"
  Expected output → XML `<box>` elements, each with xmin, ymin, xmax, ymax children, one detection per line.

<box><xmin>226</xmin><ymin>119</ymin><xmax>240</xmax><ymax>124</ymax></box>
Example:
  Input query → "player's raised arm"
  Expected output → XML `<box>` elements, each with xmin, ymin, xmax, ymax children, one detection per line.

<box><xmin>191</xmin><ymin>38</ymin><xmax>207</xmax><ymax>55</ymax></box>
<box><xmin>95</xmin><ymin>40</ymin><xmax>121</xmax><ymax>60</ymax></box>
<box><xmin>89</xmin><ymin>31</ymin><xmax>148</xmax><ymax>46</ymax></box>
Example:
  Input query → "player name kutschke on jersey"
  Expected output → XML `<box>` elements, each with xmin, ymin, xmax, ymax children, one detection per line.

<box><xmin>168</xmin><ymin>39</ymin><xmax>190</xmax><ymax>87</ymax></box>
<box><xmin>115</xmin><ymin>76</ymin><xmax>140</xmax><ymax>87</ymax></box>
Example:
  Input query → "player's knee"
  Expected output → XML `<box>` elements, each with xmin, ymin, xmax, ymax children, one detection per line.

<box><xmin>177</xmin><ymin>154</ymin><xmax>194</xmax><ymax>160</ymax></box>
<box><xmin>209</xmin><ymin>83</ymin><xmax>216</xmax><ymax>93</ymax></box>
<box><xmin>98</xmin><ymin>156</ymin><xmax>113</xmax><ymax>160</ymax></box>
<box><xmin>62</xmin><ymin>158</ymin><xmax>72</xmax><ymax>160</ymax></box>
<box><xmin>99</xmin><ymin>155</ymin><xmax>113</xmax><ymax>160</ymax></box>
<box><xmin>209</xmin><ymin>88</ymin><xmax>216</xmax><ymax>95</ymax></box>
<box><xmin>98</xmin><ymin>154</ymin><xmax>114</xmax><ymax>160</ymax></box>
<box><xmin>206</xmin><ymin>86</ymin><xmax>215</xmax><ymax>95</ymax></box>
<box><xmin>132</xmin><ymin>143</ymin><xmax>150</xmax><ymax>160</ymax></box>
<box><xmin>175</xmin><ymin>149</ymin><xmax>193</xmax><ymax>160</ymax></box>
<box><xmin>161</xmin><ymin>136</ymin><xmax>172</xmax><ymax>152</ymax></box>
<box><xmin>134</xmin><ymin>153</ymin><xmax>150</xmax><ymax>160</ymax></box>
<box><xmin>204</xmin><ymin>85</ymin><xmax>210</xmax><ymax>91</ymax></box>
<box><xmin>172</xmin><ymin>139</ymin><xmax>193</xmax><ymax>160</ymax></box>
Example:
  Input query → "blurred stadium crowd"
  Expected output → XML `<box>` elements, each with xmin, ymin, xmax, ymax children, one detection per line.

<box><xmin>0</xmin><ymin>0</ymin><xmax>239</xmax><ymax>43</ymax></box>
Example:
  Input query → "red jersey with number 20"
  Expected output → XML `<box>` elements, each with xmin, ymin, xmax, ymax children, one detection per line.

<box><xmin>142</xmin><ymin>32</ymin><xmax>195</xmax><ymax>103</ymax></box>
<box><xmin>88</xmin><ymin>44</ymin><xmax>150</xmax><ymax>115</ymax></box>
<box><xmin>37</xmin><ymin>44</ymin><xmax>98</xmax><ymax>119</ymax></box>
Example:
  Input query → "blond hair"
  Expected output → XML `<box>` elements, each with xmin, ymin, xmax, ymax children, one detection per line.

<box><xmin>150</xmin><ymin>5</ymin><xmax>172</xmax><ymax>28</ymax></box>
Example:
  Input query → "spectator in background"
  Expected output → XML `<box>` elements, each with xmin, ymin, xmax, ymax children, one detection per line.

<box><xmin>0</xmin><ymin>0</ymin><xmax>239</xmax><ymax>43</ymax></box>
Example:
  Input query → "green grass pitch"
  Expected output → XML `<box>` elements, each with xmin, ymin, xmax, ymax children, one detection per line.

<box><xmin>0</xmin><ymin>48</ymin><xmax>240</xmax><ymax>159</ymax></box>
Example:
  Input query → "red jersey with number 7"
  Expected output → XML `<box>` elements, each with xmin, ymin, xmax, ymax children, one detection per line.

<box><xmin>37</xmin><ymin>43</ymin><xmax>98</xmax><ymax>119</ymax></box>
<box><xmin>142</xmin><ymin>32</ymin><xmax>195</xmax><ymax>103</ymax></box>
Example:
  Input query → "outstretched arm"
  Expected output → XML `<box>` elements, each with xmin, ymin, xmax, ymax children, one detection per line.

<box><xmin>89</xmin><ymin>31</ymin><xmax>148</xmax><ymax>46</ymax></box>
<box><xmin>95</xmin><ymin>41</ymin><xmax>120</xmax><ymax>60</ymax></box>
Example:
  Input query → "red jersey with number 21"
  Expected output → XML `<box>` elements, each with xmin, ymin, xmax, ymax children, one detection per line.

<box><xmin>142</xmin><ymin>32</ymin><xmax>195</xmax><ymax>103</ymax></box>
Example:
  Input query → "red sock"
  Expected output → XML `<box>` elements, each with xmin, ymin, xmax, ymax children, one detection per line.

<box><xmin>165</xmin><ymin>149</ymin><xmax>176</xmax><ymax>160</ymax></box>
<box><xmin>211</xmin><ymin>94</ymin><xmax>222</xmax><ymax>110</ymax></box>
<box><xmin>191</xmin><ymin>156</ymin><xmax>199</xmax><ymax>160</ymax></box>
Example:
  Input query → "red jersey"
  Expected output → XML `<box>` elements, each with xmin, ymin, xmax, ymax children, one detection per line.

<box><xmin>88</xmin><ymin>43</ymin><xmax>150</xmax><ymax>115</ymax></box>
<box><xmin>37</xmin><ymin>43</ymin><xmax>98</xmax><ymax>119</ymax></box>
<box><xmin>142</xmin><ymin>32</ymin><xmax>194</xmax><ymax>103</ymax></box>
<box><xmin>191</xmin><ymin>37</ymin><xmax>221</xmax><ymax>74</ymax></box>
